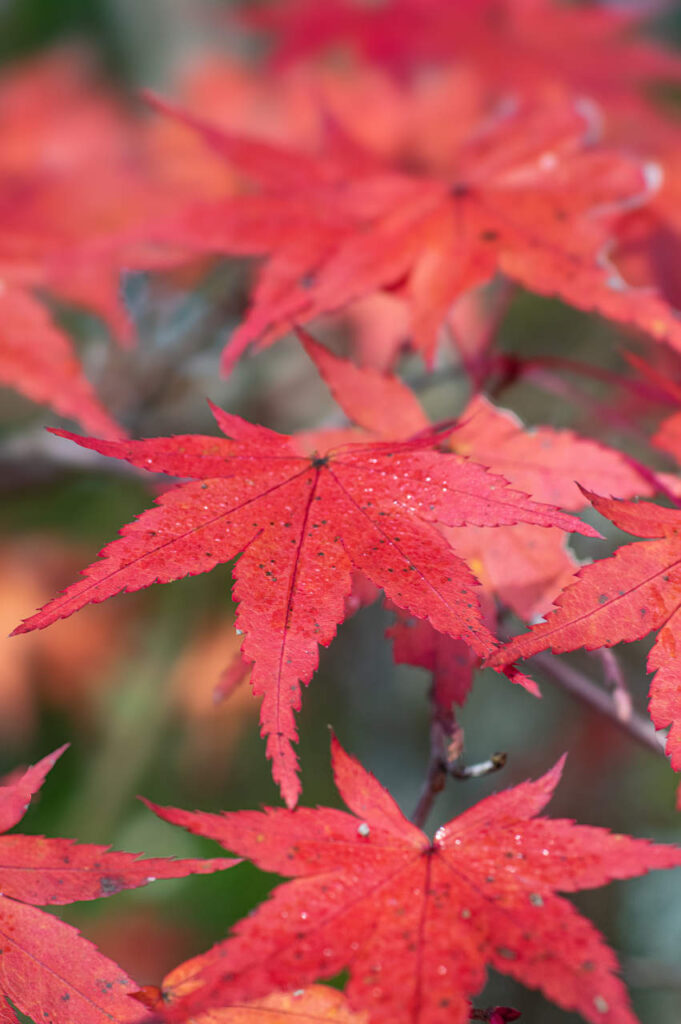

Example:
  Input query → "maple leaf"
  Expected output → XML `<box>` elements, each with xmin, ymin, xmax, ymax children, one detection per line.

<box><xmin>489</xmin><ymin>491</ymin><xmax>681</xmax><ymax>776</ymax></box>
<box><xmin>0</xmin><ymin>285</ymin><xmax>123</xmax><ymax>437</ymax></box>
<box><xmin>445</xmin><ymin>394</ymin><xmax>655</xmax><ymax>618</ymax></box>
<box><xmin>387</xmin><ymin>612</ymin><xmax>478</xmax><ymax>710</ymax></box>
<box><xmin>0</xmin><ymin>48</ymin><xmax>182</xmax><ymax>341</ymax></box>
<box><xmin>302</xmin><ymin>333</ymin><xmax>662</xmax><ymax>713</ymax></box>
<box><xmin>12</xmin><ymin>393</ymin><xmax>596</xmax><ymax>807</ymax></box>
<box><xmin>0</xmin><ymin>745</ymin><xmax>236</xmax><ymax>1024</ymax></box>
<box><xmin>303</xmin><ymin>332</ymin><xmax>646</xmax><ymax>620</ymax></box>
<box><xmin>145</xmin><ymin>737</ymin><xmax>681</xmax><ymax>1024</ymax></box>
<box><xmin>0</xmin><ymin>51</ymin><xmax>146</xmax><ymax>432</ymax></box>
<box><xmin>151</xmin><ymin>94</ymin><xmax>681</xmax><ymax>370</ymax></box>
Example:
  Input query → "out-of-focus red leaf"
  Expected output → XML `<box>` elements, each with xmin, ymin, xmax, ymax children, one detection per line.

<box><xmin>0</xmin><ymin>286</ymin><xmax>122</xmax><ymax>436</ymax></box>
<box><xmin>245</xmin><ymin>0</ymin><xmax>681</xmax><ymax>113</ymax></box>
<box><xmin>151</xmin><ymin>94</ymin><xmax>681</xmax><ymax>372</ymax></box>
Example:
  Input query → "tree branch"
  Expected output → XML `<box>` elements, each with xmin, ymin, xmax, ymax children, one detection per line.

<box><xmin>411</xmin><ymin>716</ymin><xmax>451</xmax><ymax>830</ymax></box>
<box><xmin>532</xmin><ymin>652</ymin><xmax>667</xmax><ymax>759</ymax></box>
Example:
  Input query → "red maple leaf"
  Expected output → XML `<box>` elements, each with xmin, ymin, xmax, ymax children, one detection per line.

<box><xmin>12</xmin><ymin>388</ymin><xmax>596</xmax><ymax>806</ymax></box>
<box><xmin>302</xmin><ymin>332</ymin><xmax>664</xmax><ymax>714</ymax></box>
<box><xmin>387</xmin><ymin>612</ymin><xmax>479</xmax><ymax>711</ymax></box>
<box><xmin>0</xmin><ymin>286</ymin><xmax>123</xmax><ymax>437</ymax></box>
<box><xmin>489</xmin><ymin>491</ymin><xmax>681</xmax><ymax>779</ymax></box>
<box><xmin>0</xmin><ymin>51</ymin><xmax>137</xmax><ymax>434</ymax></box>
<box><xmin>304</xmin><ymin>331</ymin><xmax>648</xmax><ymax>620</ymax></box>
<box><xmin>0</xmin><ymin>49</ymin><xmax>203</xmax><ymax>435</ymax></box>
<box><xmin>151</xmin><ymin>94</ymin><xmax>681</xmax><ymax>371</ymax></box>
<box><xmin>145</xmin><ymin>736</ymin><xmax>681</xmax><ymax>1024</ymax></box>
<box><xmin>0</xmin><ymin>745</ymin><xmax>235</xmax><ymax>1024</ymax></box>
<box><xmin>446</xmin><ymin>394</ymin><xmax>657</xmax><ymax>618</ymax></box>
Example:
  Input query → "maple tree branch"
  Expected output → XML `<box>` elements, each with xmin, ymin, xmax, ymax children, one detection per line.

<box><xmin>411</xmin><ymin>716</ymin><xmax>450</xmax><ymax>830</ymax></box>
<box><xmin>504</xmin><ymin>353</ymin><xmax>676</xmax><ymax>407</ymax></box>
<box><xmin>595</xmin><ymin>648</ymin><xmax>633</xmax><ymax>722</ymax></box>
<box><xmin>411</xmin><ymin>707</ymin><xmax>508</xmax><ymax>828</ymax></box>
<box><xmin>531</xmin><ymin>652</ymin><xmax>667</xmax><ymax>759</ymax></box>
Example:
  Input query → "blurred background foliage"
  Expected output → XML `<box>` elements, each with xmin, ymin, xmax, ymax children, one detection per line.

<box><xmin>0</xmin><ymin>1</ymin><xmax>680</xmax><ymax>1022</ymax></box>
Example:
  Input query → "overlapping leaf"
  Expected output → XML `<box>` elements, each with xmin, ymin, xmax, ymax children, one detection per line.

<box><xmin>0</xmin><ymin>51</ymin><xmax>140</xmax><ymax>433</ymax></box>
<box><xmin>13</xmin><ymin>380</ymin><xmax>596</xmax><ymax>805</ymax></box>
<box><xmin>145</xmin><ymin>737</ymin><xmax>681</xmax><ymax>1024</ymax></box>
<box><xmin>245</xmin><ymin>0</ymin><xmax>681</xmax><ymax>109</ymax></box>
<box><xmin>305</xmin><ymin>333</ymin><xmax>648</xmax><ymax>620</ymax></box>
<box><xmin>151</xmin><ymin>94</ymin><xmax>681</xmax><ymax>371</ymax></box>
<box><xmin>0</xmin><ymin>286</ymin><xmax>123</xmax><ymax>437</ymax></box>
<box><xmin>303</xmin><ymin>335</ymin><xmax>661</xmax><ymax>715</ymax></box>
<box><xmin>0</xmin><ymin>746</ymin><xmax>235</xmax><ymax>1024</ymax></box>
<box><xmin>490</xmin><ymin>492</ymin><xmax>681</xmax><ymax>774</ymax></box>
<box><xmin>136</xmin><ymin>984</ymin><xmax>368</xmax><ymax>1023</ymax></box>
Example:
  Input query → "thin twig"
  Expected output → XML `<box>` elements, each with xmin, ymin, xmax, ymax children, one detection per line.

<box><xmin>532</xmin><ymin>652</ymin><xmax>667</xmax><ymax>758</ymax></box>
<box><xmin>411</xmin><ymin>716</ymin><xmax>450</xmax><ymax>830</ymax></box>
<box><xmin>593</xmin><ymin>648</ymin><xmax>633</xmax><ymax>722</ymax></box>
<box><xmin>411</xmin><ymin>696</ymin><xmax>508</xmax><ymax>828</ymax></box>
<box><xmin>450</xmin><ymin>752</ymin><xmax>507</xmax><ymax>779</ymax></box>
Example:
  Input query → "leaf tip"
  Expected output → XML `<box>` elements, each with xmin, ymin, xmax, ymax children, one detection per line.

<box><xmin>539</xmin><ymin>753</ymin><xmax>568</xmax><ymax>797</ymax></box>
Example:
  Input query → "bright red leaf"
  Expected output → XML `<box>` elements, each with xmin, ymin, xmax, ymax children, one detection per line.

<box><xmin>490</xmin><ymin>492</ymin><xmax>681</xmax><ymax>774</ymax></box>
<box><xmin>146</xmin><ymin>736</ymin><xmax>681</xmax><ymax>1024</ymax></box>
<box><xmin>304</xmin><ymin>333</ymin><xmax>646</xmax><ymax>620</ymax></box>
<box><xmin>446</xmin><ymin>395</ymin><xmax>653</xmax><ymax>618</ymax></box>
<box><xmin>12</xmin><ymin>391</ymin><xmax>596</xmax><ymax>806</ymax></box>
<box><xmin>450</xmin><ymin>395</ymin><xmax>652</xmax><ymax>513</ymax></box>
<box><xmin>0</xmin><ymin>745</ymin><xmax>235</xmax><ymax>1024</ymax></box>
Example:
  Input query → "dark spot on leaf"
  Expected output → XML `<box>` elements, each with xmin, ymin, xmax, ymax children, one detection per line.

<box><xmin>496</xmin><ymin>947</ymin><xmax>517</xmax><ymax>960</ymax></box>
<box><xmin>100</xmin><ymin>876</ymin><xmax>122</xmax><ymax>896</ymax></box>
